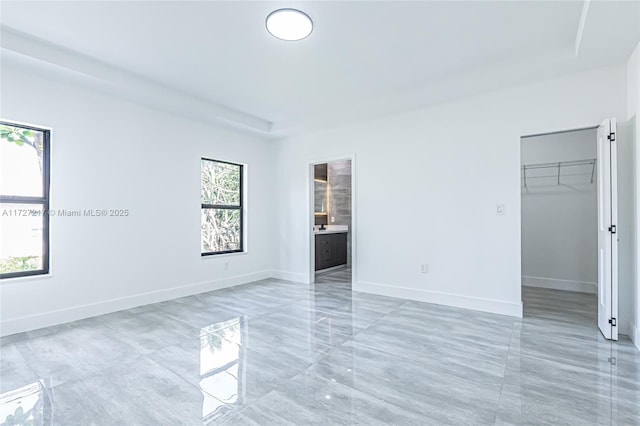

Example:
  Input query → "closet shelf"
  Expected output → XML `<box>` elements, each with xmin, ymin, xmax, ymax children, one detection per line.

<box><xmin>521</xmin><ymin>158</ymin><xmax>596</xmax><ymax>188</ymax></box>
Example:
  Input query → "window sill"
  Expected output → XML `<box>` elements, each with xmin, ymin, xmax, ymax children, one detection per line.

<box><xmin>201</xmin><ymin>251</ymin><xmax>248</xmax><ymax>259</ymax></box>
<box><xmin>1</xmin><ymin>273</ymin><xmax>53</xmax><ymax>284</ymax></box>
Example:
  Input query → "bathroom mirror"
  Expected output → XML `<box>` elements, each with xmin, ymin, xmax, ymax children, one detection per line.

<box><xmin>314</xmin><ymin>180</ymin><xmax>328</xmax><ymax>214</ymax></box>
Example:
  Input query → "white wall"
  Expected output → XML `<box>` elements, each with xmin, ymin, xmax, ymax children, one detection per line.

<box><xmin>629</xmin><ymin>41</ymin><xmax>640</xmax><ymax>349</ymax></box>
<box><xmin>520</xmin><ymin>129</ymin><xmax>597</xmax><ymax>294</ymax></box>
<box><xmin>618</xmin><ymin>115</ymin><xmax>636</xmax><ymax>340</ymax></box>
<box><xmin>0</xmin><ymin>63</ymin><xmax>276</xmax><ymax>336</ymax></box>
<box><xmin>274</xmin><ymin>65</ymin><xmax>628</xmax><ymax>318</ymax></box>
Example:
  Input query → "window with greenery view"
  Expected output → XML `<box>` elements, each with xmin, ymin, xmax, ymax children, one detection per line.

<box><xmin>0</xmin><ymin>121</ymin><xmax>50</xmax><ymax>279</ymax></box>
<box><xmin>201</xmin><ymin>158</ymin><xmax>243</xmax><ymax>255</ymax></box>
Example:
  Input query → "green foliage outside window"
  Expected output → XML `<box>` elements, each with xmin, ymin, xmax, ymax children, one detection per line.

<box><xmin>201</xmin><ymin>159</ymin><xmax>242</xmax><ymax>254</ymax></box>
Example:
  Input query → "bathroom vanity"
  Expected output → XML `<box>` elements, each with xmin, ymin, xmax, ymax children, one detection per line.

<box><xmin>314</xmin><ymin>228</ymin><xmax>348</xmax><ymax>271</ymax></box>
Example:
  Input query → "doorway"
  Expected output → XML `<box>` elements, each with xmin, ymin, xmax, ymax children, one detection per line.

<box><xmin>308</xmin><ymin>157</ymin><xmax>354</xmax><ymax>288</ymax></box>
<box><xmin>520</xmin><ymin>119</ymin><xmax>618</xmax><ymax>340</ymax></box>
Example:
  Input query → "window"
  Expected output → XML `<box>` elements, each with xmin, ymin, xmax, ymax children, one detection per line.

<box><xmin>201</xmin><ymin>158</ymin><xmax>243</xmax><ymax>255</ymax></box>
<box><xmin>0</xmin><ymin>121</ymin><xmax>50</xmax><ymax>279</ymax></box>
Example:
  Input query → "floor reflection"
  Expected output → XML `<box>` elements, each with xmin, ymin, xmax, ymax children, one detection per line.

<box><xmin>0</xmin><ymin>380</ymin><xmax>51</xmax><ymax>426</ymax></box>
<box><xmin>312</xmin><ymin>268</ymin><xmax>355</xmax><ymax>346</ymax></box>
<box><xmin>199</xmin><ymin>317</ymin><xmax>246</xmax><ymax>424</ymax></box>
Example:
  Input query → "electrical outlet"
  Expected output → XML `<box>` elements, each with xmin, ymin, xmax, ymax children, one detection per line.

<box><xmin>224</xmin><ymin>262</ymin><xmax>229</xmax><ymax>270</ymax></box>
<box><xmin>331</xmin><ymin>216</ymin><xmax>335</xmax><ymax>223</ymax></box>
<box><xmin>420</xmin><ymin>264</ymin><xmax>428</xmax><ymax>274</ymax></box>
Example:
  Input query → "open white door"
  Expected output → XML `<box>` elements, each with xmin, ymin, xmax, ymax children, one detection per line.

<box><xmin>597</xmin><ymin>118</ymin><xmax>618</xmax><ymax>340</ymax></box>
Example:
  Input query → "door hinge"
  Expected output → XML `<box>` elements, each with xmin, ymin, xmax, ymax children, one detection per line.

<box><xmin>608</xmin><ymin>318</ymin><xmax>617</xmax><ymax>327</ymax></box>
<box><xmin>608</xmin><ymin>132</ymin><xmax>616</xmax><ymax>142</ymax></box>
<box><xmin>609</xmin><ymin>225</ymin><xmax>617</xmax><ymax>234</ymax></box>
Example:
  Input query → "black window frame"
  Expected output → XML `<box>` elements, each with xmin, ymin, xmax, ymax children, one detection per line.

<box><xmin>201</xmin><ymin>157</ymin><xmax>244</xmax><ymax>256</ymax></box>
<box><xmin>0</xmin><ymin>120</ymin><xmax>51</xmax><ymax>279</ymax></box>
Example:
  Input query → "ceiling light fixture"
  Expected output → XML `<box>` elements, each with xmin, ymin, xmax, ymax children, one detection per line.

<box><xmin>266</xmin><ymin>8</ymin><xmax>313</xmax><ymax>41</ymax></box>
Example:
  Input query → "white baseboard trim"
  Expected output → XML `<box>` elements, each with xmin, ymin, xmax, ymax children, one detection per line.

<box><xmin>630</xmin><ymin>322</ymin><xmax>640</xmax><ymax>352</ymax></box>
<box><xmin>0</xmin><ymin>270</ymin><xmax>272</xmax><ymax>337</ymax></box>
<box><xmin>270</xmin><ymin>270</ymin><xmax>310</xmax><ymax>284</ymax></box>
<box><xmin>354</xmin><ymin>281</ymin><xmax>523</xmax><ymax>318</ymax></box>
<box><xmin>522</xmin><ymin>276</ymin><xmax>597</xmax><ymax>294</ymax></box>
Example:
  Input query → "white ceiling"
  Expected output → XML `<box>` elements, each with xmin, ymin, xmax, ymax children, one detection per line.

<box><xmin>1</xmin><ymin>1</ymin><xmax>639</xmax><ymax>137</ymax></box>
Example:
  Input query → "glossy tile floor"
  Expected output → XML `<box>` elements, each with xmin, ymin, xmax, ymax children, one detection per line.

<box><xmin>1</xmin><ymin>279</ymin><xmax>639</xmax><ymax>425</ymax></box>
<box><xmin>315</xmin><ymin>267</ymin><xmax>352</xmax><ymax>285</ymax></box>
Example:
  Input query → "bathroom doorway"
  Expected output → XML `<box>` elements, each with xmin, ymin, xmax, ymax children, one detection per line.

<box><xmin>308</xmin><ymin>157</ymin><xmax>355</xmax><ymax>288</ymax></box>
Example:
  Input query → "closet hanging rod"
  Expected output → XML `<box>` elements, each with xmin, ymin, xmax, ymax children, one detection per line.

<box><xmin>521</xmin><ymin>159</ymin><xmax>596</xmax><ymax>170</ymax></box>
<box><xmin>521</xmin><ymin>158</ymin><xmax>596</xmax><ymax>188</ymax></box>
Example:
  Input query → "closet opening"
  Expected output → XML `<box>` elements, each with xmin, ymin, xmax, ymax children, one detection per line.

<box><xmin>520</xmin><ymin>121</ymin><xmax>619</xmax><ymax>340</ymax></box>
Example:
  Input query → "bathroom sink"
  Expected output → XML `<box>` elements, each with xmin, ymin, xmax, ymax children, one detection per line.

<box><xmin>314</xmin><ymin>225</ymin><xmax>348</xmax><ymax>234</ymax></box>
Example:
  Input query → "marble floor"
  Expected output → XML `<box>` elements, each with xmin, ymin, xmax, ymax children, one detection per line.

<box><xmin>1</xmin><ymin>280</ymin><xmax>639</xmax><ymax>425</ymax></box>
<box><xmin>315</xmin><ymin>267</ymin><xmax>352</xmax><ymax>286</ymax></box>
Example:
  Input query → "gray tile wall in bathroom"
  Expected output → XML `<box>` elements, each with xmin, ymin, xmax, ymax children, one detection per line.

<box><xmin>314</xmin><ymin>181</ymin><xmax>327</xmax><ymax>213</ymax></box>
<box><xmin>328</xmin><ymin>160</ymin><xmax>352</xmax><ymax>266</ymax></box>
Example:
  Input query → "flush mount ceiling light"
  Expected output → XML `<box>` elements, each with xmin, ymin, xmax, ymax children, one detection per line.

<box><xmin>266</xmin><ymin>8</ymin><xmax>313</xmax><ymax>41</ymax></box>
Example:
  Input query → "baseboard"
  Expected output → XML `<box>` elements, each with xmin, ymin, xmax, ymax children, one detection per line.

<box><xmin>0</xmin><ymin>270</ymin><xmax>272</xmax><ymax>337</ymax></box>
<box><xmin>270</xmin><ymin>270</ymin><xmax>310</xmax><ymax>284</ymax></box>
<box><xmin>522</xmin><ymin>276</ymin><xmax>597</xmax><ymax>294</ymax></box>
<box><xmin>630</xmin><ymin>322</ymin><xmax>640</xmax><ymax>352</ymax></box>
<box><xmin>354</xmin><ymin>281</ymin><xmax>523</xmax><ymax>318</ymax></box>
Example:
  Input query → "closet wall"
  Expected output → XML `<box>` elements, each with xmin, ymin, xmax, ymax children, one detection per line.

<box><xmin>521</xmin><ymin>128</ymin><xmax>598</xmax><ymax>293</ymax></box>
